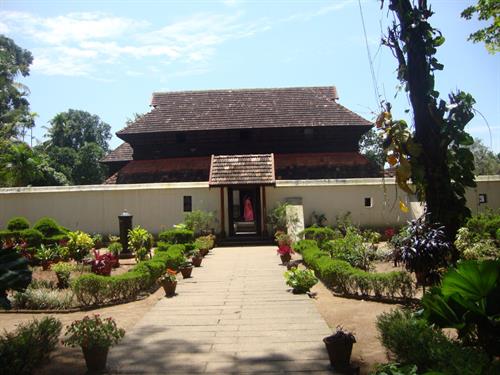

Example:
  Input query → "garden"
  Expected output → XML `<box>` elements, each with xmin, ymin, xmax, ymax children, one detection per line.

<box><xmin>271</xmin><ymin>205</ymin><xmax>500</xmax><ymax>374</ymax></box>
<box><xmin>0</xmin><ymin>210</ymin><xmax>216</xmax><ymax>373</ymax></box>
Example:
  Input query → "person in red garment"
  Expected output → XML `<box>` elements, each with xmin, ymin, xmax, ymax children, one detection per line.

<box><xmin>243</xmin><ymin>196</ymin><xmax>254</xmax><ymax>222</ymax></box>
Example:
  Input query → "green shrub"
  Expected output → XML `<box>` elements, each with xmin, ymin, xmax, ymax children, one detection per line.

<box><xmin>156</xmin><ymin>241</ymin><xmax>171</xmax><ymax>252</ymax></box>
<box><xmin>67</xmin><ymin>230</ymin><xmax>94</xmax><ymax>261</ymax></box>
<box><xmin>33</xmin><ymin>217</ymin><xmax>64</xmax><ymax>238</ymax></box>
<box><xmin>371</xmin><ymin>363</ymin><xmax>417</xmax><ymax>375</ymax></box>
<box><xmin>0</xmin><ymin>316</ymin><xmax>62</xmax><ymax>375</ymax></box>
<box><xmin>284</xmin><ymin>268</ymin><xmax>318</xmax><ymax>293</ymax></box>
<box><xmin>376</xmin><ymin>309</ymin><xmax>490</xmax><ymax>375</ymax></box>
<box><xmin>6</xmin><ymin>217</ymin><xmax>30</xmax><ymax>231</ymax></box>
<box><xmin>71</xmin><ymin>245</ymin><xmax>183</xmax><ymax>306</ymax></box>
<box><xmin>128</xmin><ymin>226</ymin><xmax>153</xmax><ymax>261</ymax></box>
<box><xmin>51</xmin><ymin>262</ymin><xmax>75</xmax><ymax>289</ymax></box>
<box><xmin>300</xmin><ymin>227</ymin><xmax>341</xmax><ymax>247</ymax></box>
<box><xmin>12</xmin><ymin>287</ymin><xmax>75</xmax><ymax>310</ymax></box>
<box><xmin>324</xmin><ymin>227</ymin><xmax>376</xmax><ymax>271</ymax></box>
<box><xmin>292</xmin><ymin>239</ymin><xmax>317</xmax><ymax>254</ymax></box>
<box><xmin>18</xmin><ymin>229</ymin><xmax>43</xmax><ymax>247</ymax></box>
<box><xmin>295</xmin><ymin>240</ymin><xmax>414</xmax><ymax>299</ymax></box>
<box><xmin>159</xmin><ymin>228</ymin><xmax>194</xmax><ymax>244</ymax></box>
<box><xmin>194</xmin><ymin>235</ymin><xmax>215</xmax><ymax>251</ymax></box>
<box><xmin>183</xmin><ymin>210</ymin><xmax>215</xmax><ymax>236</ymax></box>
<box><xmin>108</xmin><ymin>241</ymin><xmax>123</xmax><ymax>256</ymax></box>
<box><xmin>0</xmin><ymin>248</ymin><xmax>32</xmax><ymax>309</ymax></box>
<box><xmin>465</xmin><ymin>209</ymin><xmax>500</xmax><ymax>240</ymax></box>
<box><xmin>455</xmin><ymin>227</ymin><xmax>498</xmax><ymax>260</ymax></box>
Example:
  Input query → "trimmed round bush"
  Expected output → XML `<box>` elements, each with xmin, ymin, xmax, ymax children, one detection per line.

<box><xmin>7</xmin><ymin>217</ymin><xmax>30</xmax><ymax>231</ymax></box>
<box><xmin>300</xmin><ymin>227</ymin><xmax>341</xmax><ymax>247</ymax></box>
<box><xmin>19</xmin><ymin>229</ymin><xmax>43</xmax><ymax>247</ymax></box>
<box><xmin>33</xmin><ymin>217</ymin><xmax>64</xmax><ymax>238</ymax></box>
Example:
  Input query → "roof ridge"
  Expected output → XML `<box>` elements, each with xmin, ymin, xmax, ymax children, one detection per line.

<box><xmin>152</xmin><ymin>85</ymin><xmax>337</xmax><ymax>96</ymax></box>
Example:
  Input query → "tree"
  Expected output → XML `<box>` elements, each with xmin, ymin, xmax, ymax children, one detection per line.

<box><xmin>43</xmin><ymin>109</ymin><xmax>111</xmax><ymax>184</ymax></box>
<box><xmin>0</xmin><ymin>35</ymin><xmax>35</xmax><ymax>141</ymax></box>
<box><xmin>379</xmin><ymin>0</ymin><xmax>477</xmax><ymax>245</ymax></box>
<box><xmin>461</xmin><ymin>0</ymin><xmax>500</xmax><ymax>54</ymax></box>
<box><xmin>359</xmin><ymin>128</ymin><xmax>385</xmax><ymax>169</ymax></box>
<box><xmin>469</xmin><ymin>138</ymin><xmax>500</xmax><ymax>175</ymax></box>
<box><xmin>0</xmin><ymin>142</ymin><xmax>40</xmax><ymax>186</ymax></box>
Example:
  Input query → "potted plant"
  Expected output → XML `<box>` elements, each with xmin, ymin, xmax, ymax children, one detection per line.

<box><xmin>284</xmin><ymin>268</ymin><xmax>318</xmax><ymax>294</ymax></box>
<box><xmin>277</xmin><ymin>245</ymin><xmax>294</xmax><ymax>265</ymax></box>
<box><xmin>63</xmin><ymin>314</ymin><xmax>125</xmax><ymax>373</ymax></box>
<box><xmin>191</xmin><ymin>249</ymin><xmax>203</xmax><ymax>267</ymax></box>
<box><xmin>179</xmin><ymin>260</ymin><xmax>193</xmax><ymax>279</ymax></box>
<box><xmin>107</xmin><ymin>242</ymin><xmax>122</xmax><ymax>268</ymax></box>
<box><xmin>51</xmin><ymin>262</ymin><xmax>75</xmax><ymax>289</ymax></box>
<box><xmin>323</xmin><ymin>326</ymin><xmax>356</xmax><ymax>372</ymax></box>
<box><xmin>35</xmin><ymin>244</ymin><xmax>57</xmax><ymax>270</ymax></box>
<box><xmin>159</xmin><ymin>269</ymin><xmax>178</xmax><ymax>297</ymax></box>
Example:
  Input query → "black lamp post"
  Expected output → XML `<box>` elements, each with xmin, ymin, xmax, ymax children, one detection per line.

<box><xmin>118</xmin><ymin>210</ymin><xmax>133</xmax><ymax>259</ymax></box>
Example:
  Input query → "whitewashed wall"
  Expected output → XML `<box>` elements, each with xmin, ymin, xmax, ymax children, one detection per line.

<box><xmin>0</xmin><ymin>177</ymin><xmax>498</xmax><ymax>235</ymax></box>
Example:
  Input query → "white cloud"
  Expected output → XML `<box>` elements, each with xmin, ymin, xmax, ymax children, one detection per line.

<box><xmin>0</xmin><ymin>3</ymin><xmax>353</xmax><ymax>79</ymax></box>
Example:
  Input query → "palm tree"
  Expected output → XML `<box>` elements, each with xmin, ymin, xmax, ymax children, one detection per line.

<box><xmin>0</xmin><ymin>142</ymin><xmax>40</xmax><ymax>186</ymax></box>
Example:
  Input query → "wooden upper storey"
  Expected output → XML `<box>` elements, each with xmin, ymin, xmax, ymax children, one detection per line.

<box><xmin>107</xmin><ymin>86</ymin><xmax>372</xmax><ymax>161</ymax></box>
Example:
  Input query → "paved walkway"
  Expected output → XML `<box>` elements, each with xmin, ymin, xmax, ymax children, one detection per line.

<box><xmin>109</xmin><ymin>246</ymin><xmax>333</xmax><ymax>374</ymax></box>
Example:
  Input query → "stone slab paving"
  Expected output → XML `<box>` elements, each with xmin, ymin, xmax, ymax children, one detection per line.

<box><xmin>109</xmin><ymin>246</ymin><xmax>334</xmax><ymax>374</ymax></box>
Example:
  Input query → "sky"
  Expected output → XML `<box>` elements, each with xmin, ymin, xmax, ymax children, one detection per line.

<box><xmin>1</xmin><ymin>0</ymin><xmax>499</xmax><ymax>152</ymax></box>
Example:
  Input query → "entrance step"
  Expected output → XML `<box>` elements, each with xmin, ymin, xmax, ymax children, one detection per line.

<box><xmin>218</xmin><ymin>236</ymin><xmax>274</xmax><ymax>247</ymax></box>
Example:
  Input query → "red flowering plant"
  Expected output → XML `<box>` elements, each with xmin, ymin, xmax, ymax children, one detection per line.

<box><xmin>384</xmin><ymin>227</ymin><xmax>396</xmax><ymax>241</ymax></box>
<box><xmin>275</xmin><ymin>231</ymin><xmax>294</xmax><ymax>256</ymax></box>
<box><xmin>89</xmin><ymin>250</ymin><xmax>116</xmax><ymax>276</ymax></box>
<box><xmin>63</xmin><ymin>314</ymin><xmax>125</xmax><ymax>349</ymax></box>
<box><xmin>159</xmin><ymin>269</ymin><xmax>177</xmax><ymax>283</ymax></box>
<box><xmin>276</xmin><ymin>245</ymin><xmax>294</xmax><ymax>256</ymax></box>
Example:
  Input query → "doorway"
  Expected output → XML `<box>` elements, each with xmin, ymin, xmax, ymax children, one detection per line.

<box><xmin>228</xmin><ymin>186</ymin><xmax>261</xmax><ymax>237</ymax></box>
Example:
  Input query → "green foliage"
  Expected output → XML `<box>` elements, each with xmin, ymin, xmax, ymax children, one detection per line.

<box><xmin>359</xmin><ymin>127</ymin><xmax>385</xmax><ymax>169</ymax></box>
<box><xmin>324</xmin><ymin>227</ymin><xmax>376</xmax><ymax>271</ymax></box>
<box><xmin>6</xmin><ymin>217</ymin><xmax>30</xmax><ymax>231</ymax></box>
<box><xmin>296</xmin><ymin>240</ymin><xmax>414</xmax><ymax>299</ymax></box>
<box><xmin>371</xmin><ymin>363</ymin><xmax>417</xmax><ymax>375</ymax></box>
<box><xmin>18</xmin><ymin>228</ymin><xmax>43</xmax><ymax>247</ymax></box>
<box><xmin>311</xmin><ymin>211</ymin><xmax>328</xmax><ymax>227</ymax></box>
<box><xmin>35</xmin><ymin>244</ymin><xmax>57</xmax><ymax>262</ymax></box>
<box><xmin>267</xmin><ymin>202</ymin><xmax>299</xmax><ymax>233</ymax></box>
<box><xmin>128</xmin><ymin>226</ymin><xmax>153</xmax><ymax>261</ymax></box>
<box><xmin>12</xmin><ymin>287</ymin><xmax>75</xmax><ymax>310</ymax></box>
<box><xmin>301</xmin><ymin>227</ymin><xmax>341</xmax><ymax>247</ymax></box>
<box><xmin>0</xmin><ymin>35</ymin><xmax>34</xmax><ymax>143</ymax></box>
<box><xmin>183</xmin><ymin>210</ymin><xmax>215</xmax><ymax>236</ymax></box>
<box><xmin>71</xmin><ymin>245</ymin><xmax>183</xmax><ymax>306</ymax></box>
<box><xmin>461</xmin><ymin>0</ymin><xmax>500</xmax><ymax>53</ymax></box>
<box><xmin>0</xmin><ymin>316</ymin><xmax>62</xmax><ymax>375</ymax></box>
<box><xmin>159</xmin><ymin>228</ymin><xmax>194</xmax><ymax>244</ymax></box>
<box><xmin>33</xmin><ymin>217</ymin><xmax>65</xmax><ymax>238</ymax></box>
<box><xmin>376</xmin><ymin>309</ymin><xmax>490</xmax><ymax>374</ymax></box>
<box><xmin>0</xmin><ymin>248</ymin><xmax>32</xmax><ymax>308</ymax></box>
<box><xmin>67</xmin><ymin>230</ymin><xmax>94</xmax><ymax>261</ymax></box>
<box><xmin>63</xmin><ymin>314</ymin><xmax>124</xmax><ymax>349</ymax></box>
<box><xmin>455</xmin><ymin>227</ymin><xmax>498</xmax><ymax>260</ymax></box>
<box><xmin>194</xmin><ymin>235</ymin><xmax>215</xmax><ymax>251</ymax></box>
<box><xmin>284</xmin><ymin>268</ymin><xmax>318</xmax><ymax>293</ymax></box>
<box><xmin>40</xmin><ymin>109</ymin><xmax>111</xmax><ymax>184</ymax></box>
<box><xmin>51</xmin><ymin>262</ymin><xmax>75</xmax><ymax>289</ymax></box>
<box><xmin>422</xmin><ymin>260</ymin><xmax>500</xmax><ymax>356</ymax></box>
<box><xmin>468</xmin><ymin>138</ymin><xmax>500</xmax><ymax>175</ymax></box>
<box><xmin>0</xmin><ymin>143</ymin><xmax>41</xmax><ymax>187</ymax></box>
<box><xmin>108</xmin><ymin>242</ymin><xmax>123</xmax><ymax>256</ymax></box>
<box><xmin>465</xmin><ymin>209</ymin><xmax>500</xmax><ymax>240</ymax></box>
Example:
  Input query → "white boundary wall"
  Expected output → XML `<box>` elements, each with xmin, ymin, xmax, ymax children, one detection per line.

<box><xmin>0</xmin><ymin>176</ymin><xmax>498</xmax><ymax>234</ymax></box>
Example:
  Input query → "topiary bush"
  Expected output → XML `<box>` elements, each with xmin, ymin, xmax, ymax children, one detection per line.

<box><xmin>6</xmin><ymin>217</ymin><xmax>30</xmax><ymax>231</ymax></box>
<box><xmin>0</xmin><ymin>316</ymin><xmax>62</xmax><ymax>375</ymax></box>
<box><xmin>0</xmin><ymin>248</ymin><xmax>32</xmax><ymax>309</ymax></box>
<box><xmin>159</xmin><ymin>229</ymin><xmax>194</xmax><ymax>244</ymax></box>
<box><xmin>33</xmin><ymin>217</ymin><xmax>64</xmax><ymax>238</ymax></box>
<box><xmin>18</xmin><ymin>229</ymin><xmax>43</xmax><ymax>248</ymax></box>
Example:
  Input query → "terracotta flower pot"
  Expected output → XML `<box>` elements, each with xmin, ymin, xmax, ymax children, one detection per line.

<box><xmin>180</xmin><ymin>266</ymin><xmax>193</xmax><ymax>279</ymax></box>
<box><xmin>192</xmin><ymin>256</ymin><xmax>203</xmax><ymax>267</ymax></box>
<box><xmin>82</xmin><ymin>345</ymin><xmax>109</xmax><ymax>373</ymax></box>
<box><xmin>200</xmin><ymin>248</ymin><xmax>209</xmax><ymax>257</ymax></box>
<box><xmin>323</xmin><ymin>334</ymin><xmax>355</xmax><ymax>371</ymax></box>
<box><xmin>162</xmin><ymin>280</ymin><xmax>177</xmax><ymax>297</ymax></box>
<box><xmin>280</xmin><ymin>253</ymin><xmax>291</xmax><ymax>264</ymax></box>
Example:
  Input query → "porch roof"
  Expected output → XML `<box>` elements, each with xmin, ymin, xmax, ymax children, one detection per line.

<box><xmin>209</xmin><ymin>154</ymin><xmax>276</xmax><ymax>186</ymax></box>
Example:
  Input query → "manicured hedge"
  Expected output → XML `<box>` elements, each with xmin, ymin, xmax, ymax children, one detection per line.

<box><xmin>158</xmin><ymin>229</ymin><xmax>194</xmax><ymax>244</ymax></box>
<box><xmin>7</xmin><ymin>217</ymin><xmax>30</xmax><ymax>231</ymax></box>
<box><xmin>72</xmin><ymin>244</ymin><xmax>185</xmax><ymax>307</ymax></box>
<box><xmin>293</xmin><ymin>240</ymin><xmax>414</xmax><ymax>299</ymax></box>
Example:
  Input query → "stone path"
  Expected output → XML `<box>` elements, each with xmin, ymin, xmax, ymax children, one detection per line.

<box><xmin>109</xmin><ymin>246</ymin><xmax>333</xmax><ymax>374</ymax></box>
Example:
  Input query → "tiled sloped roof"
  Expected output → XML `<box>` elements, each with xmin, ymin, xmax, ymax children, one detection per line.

<box><xmin>209</xmin><ymin>154</ymin><xmax>275</xmax><ymax>186</ymax></box>
<box><xmin>101</xmin><ymin>142</ymin><xmax>133</xmax><ymax>163</ymax></box>
<box><xmin>117</xmin><ymin>86</ymin><xmax>371</xmax><ymax>136</ymax></box>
